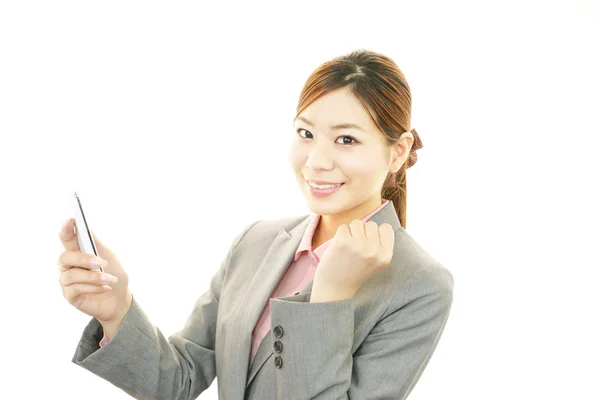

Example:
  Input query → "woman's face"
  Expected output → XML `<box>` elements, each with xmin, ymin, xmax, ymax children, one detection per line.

<box><xmin>289</xmin><ymin>86</ymin><xmax>405</xmax><ymax>217</ymax></box>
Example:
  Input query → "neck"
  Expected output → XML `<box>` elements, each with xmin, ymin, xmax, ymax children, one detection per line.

<box><xmin>311</xmin><ymin>197</ymin><xmax>384</xmax><ymax>249</ymax></box>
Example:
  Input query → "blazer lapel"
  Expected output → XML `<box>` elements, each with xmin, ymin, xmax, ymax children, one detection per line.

<box><xmin>225</xmin><ymin>215</ymin><xmax>312</xmax><ymax>397</ymax></box>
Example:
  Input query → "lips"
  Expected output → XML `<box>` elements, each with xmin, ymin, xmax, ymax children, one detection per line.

<box><xmin>306</xmin><ymin>180</ymin><xmax>344</xmax><ymax>197</ymax></box>
<box><xmin>306</xmin><ymin>179</ymin><xmax>344</xmax><ymax>185</ymax></box>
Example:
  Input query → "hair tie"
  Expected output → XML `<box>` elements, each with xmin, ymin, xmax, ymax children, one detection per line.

<box><xmin>407</xmin><ymin>128</ymin><xmax>423</xmax><ymax>168</ymax></box>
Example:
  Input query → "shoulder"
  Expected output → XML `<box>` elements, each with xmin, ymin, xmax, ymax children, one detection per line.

<box><xmin>394</xmin><ymin>226</ymin><xmax>454</xmax><ymax>286</ymax></box>
<box><xmin>374</xmin><ymin>226</ymin><xmax>454</xmax><ymax>314</ymax></box>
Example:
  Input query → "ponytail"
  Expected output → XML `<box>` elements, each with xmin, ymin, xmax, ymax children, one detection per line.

<box><xmin>382</xmin><ymin>161</ymin><xmax>408</xmax><ymax>229</ymax></box>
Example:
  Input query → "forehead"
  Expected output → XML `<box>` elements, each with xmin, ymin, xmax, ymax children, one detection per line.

<box><xmin>296</xmin><ymin>87</ymin><xmax>376</xmax><ymax>131</ymax></box>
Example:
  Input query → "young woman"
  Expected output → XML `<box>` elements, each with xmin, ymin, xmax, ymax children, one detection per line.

<box><xmin>57</xmin><ymin>49</ymin><xmax>454</xmax><ymax>400</ymax></box>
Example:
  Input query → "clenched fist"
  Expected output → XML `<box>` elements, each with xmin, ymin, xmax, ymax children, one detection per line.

<box><xmin>311</xmin><ymin>219</ymin><xmax>395</xmax><ymax>303</ymax></box>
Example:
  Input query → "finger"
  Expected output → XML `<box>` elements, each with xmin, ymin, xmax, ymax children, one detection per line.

<box><xmin>364</xmin><ymin>221</ymin><xmax>380</xmax><ymax>241</ymax></box>
<box><xmin>378</xmin><ymin>223</ymin><xmax>395</xmax><ymax>255</ymax></box>
<box><xmin>58</xmin><ymin>218</ymin><xmax>80</xmax><ymax>252</ymax></box>
<box><xmin>334</xmin><ymin>223</ymin><xmax>352</xmax><ymax>241</ymax></box>
<box><xmin>57</xmin><ymin>264</ymin><xmax>71</xmax><ymax>272</ymax></box>
<box><xmin>59</xmin><ymin>267</ymin><xmax>117</xmax><ymax>287</ymax></box>
<box><xmin>62</xmin><ymin>283</ymin><xmax>112</xmax><ymax>303</ymax></box>
<box><xmin>57</xmin><ymin>250</ymin><xmax>108</xmax><ymax>271</ymax></box>
<box><xmin>348</xmin><ymin>219</ymin><xmax>366</xmax><ymax>238</ymax></box>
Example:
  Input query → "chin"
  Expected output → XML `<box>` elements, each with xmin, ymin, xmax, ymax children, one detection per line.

<box><xmin>303</xmin><ymin>194</ymin><xmax>351</xmax><ymax>216</ymax></box>
<box><xmin>306</xmin><ymin>202</ymin><xmax>339</xmax><ymax>216</ymax></box>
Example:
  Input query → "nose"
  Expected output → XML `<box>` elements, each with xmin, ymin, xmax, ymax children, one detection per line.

<box><xmin>306</xmin><ymin>142</ymin><xmax>334</xmax><ymax>171</ymax></box>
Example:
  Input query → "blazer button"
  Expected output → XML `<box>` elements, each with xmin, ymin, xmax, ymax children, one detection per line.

<box><xmin>274</xmin><ymin>340</ymin><xmax>283</xmax><ymax>353</ymax></box>
<box><xmin>273</xmin><ymin>325</ymin><xmax>284</xmax><ymax>338</ymax></box>
<box><xmin>274</xmin><ymin>356</ymin><xmax>283</xmax><ymax>369</ymax></box>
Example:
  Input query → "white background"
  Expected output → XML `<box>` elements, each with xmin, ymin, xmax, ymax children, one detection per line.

<box><xmin>1</xmin><ymin>0</ymin><xmax>599</xmax><ymax>399</ymax></box>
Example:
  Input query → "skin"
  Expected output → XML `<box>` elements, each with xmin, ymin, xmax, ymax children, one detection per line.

<box><xmin>289</xmin><ymin>86</ymin><xmax>415</xmax><ymax>302</ymax></box>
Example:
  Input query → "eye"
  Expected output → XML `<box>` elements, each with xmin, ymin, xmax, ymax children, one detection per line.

<box><xmin>296</xmin><ymin>128</ymin><xmax>313</xmax><ymax>139</ymax></box>
<box><xmin>336</xmin><ymin>136</ymin><xmax>358</xmax><ymax>145</ymax></box>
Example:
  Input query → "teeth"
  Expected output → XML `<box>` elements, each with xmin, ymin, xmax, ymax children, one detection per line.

<box><xmin>308</xmin><ymin>181</ymin><xmax>343</xmax><ymax>189</ymax></box>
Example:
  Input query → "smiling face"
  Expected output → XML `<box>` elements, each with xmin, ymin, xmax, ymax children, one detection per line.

<box><xmin>289</xmin><ymin>86</ymin><xmax>405</xmax><ymax>219</ymax></box>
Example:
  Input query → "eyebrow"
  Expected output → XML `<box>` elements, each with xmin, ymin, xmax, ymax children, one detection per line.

<box><xmin>295</xmin><ymin>116</ymin><xmax>366</xmax><ymax>133</ymax></box>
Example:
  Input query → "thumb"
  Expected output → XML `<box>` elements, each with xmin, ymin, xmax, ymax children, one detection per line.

<box><xmin>90</xmin><ymin>229</ymin><xmax>111</xmax><ymax>255</ymax></box>
<box><xmin>90</xmin><ymin>230</ymin><xmax>119</xmax><ymax>264</ymax></box>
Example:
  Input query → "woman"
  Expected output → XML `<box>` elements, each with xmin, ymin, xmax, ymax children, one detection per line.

<box><xmin>57</xmin><ymin>49</ymin><xmax>454</xmax><ymax>400</ymax></box>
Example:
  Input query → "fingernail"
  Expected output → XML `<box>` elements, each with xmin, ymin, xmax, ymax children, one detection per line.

<box><xmin>90</xmin><ymin>258</ymin><xmax>107</xmax><ymax>267</ymax></box>
<box><xmin>100</xmin><ymin>273</ymin><xmax>117</xmax><ymax>284</ymax></box>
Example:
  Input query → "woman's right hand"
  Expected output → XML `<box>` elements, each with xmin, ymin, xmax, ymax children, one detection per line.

<box><xmin>57</xmin><ymin>218</ymin><xmax>132</xmax><ymax>325</ymax></box>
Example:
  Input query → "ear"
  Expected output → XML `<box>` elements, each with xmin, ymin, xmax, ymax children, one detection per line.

<box><xmin>388</xmin><ymin>131</ymin><xmax>414</xmax><ymax>174</ymax></box>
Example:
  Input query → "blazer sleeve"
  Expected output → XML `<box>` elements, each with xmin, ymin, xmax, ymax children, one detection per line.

<box><xmin>71</xmin><ymin>220</ymin><xmax>259</xmax><ymax>400</ymax></box>
<box><xmin>268</xmin><ymin>265</ymin><xmax>454</xmax><ymax>400</ymax></box>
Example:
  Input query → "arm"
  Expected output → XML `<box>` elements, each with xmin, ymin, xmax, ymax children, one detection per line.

<box><xmin>268</xmin><ymin>265</ymin><xmax>454</xmax><ymax>400</ymax></box>
<box><xmin>71</xmin><ymin>220</ymin><xmax>259</xmax><ymax>400</ymax></box>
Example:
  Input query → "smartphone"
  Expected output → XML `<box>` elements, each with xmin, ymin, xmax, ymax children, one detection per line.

<box><xmin>71</xmin><ymin>191</ymin><xmax>103</xmax><ymax>272</ymax></box>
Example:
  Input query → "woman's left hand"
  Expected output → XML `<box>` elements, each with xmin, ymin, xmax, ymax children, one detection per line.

<box><xmin>310</xmin><ymin>220</ymin><xmax>395</xmax><ymax>303</ymax></box>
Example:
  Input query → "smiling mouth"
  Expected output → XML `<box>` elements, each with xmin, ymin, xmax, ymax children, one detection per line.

<box><xmin>306</xmin><ymin>181</ymin><xmax>345</xmax><ymax>189</ymax></box>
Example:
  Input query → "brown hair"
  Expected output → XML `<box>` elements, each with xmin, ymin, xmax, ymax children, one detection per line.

<box><xmin>295</xmin><ymin>49</ymin><xmax>416</xmax><ymax>229</ymax></box>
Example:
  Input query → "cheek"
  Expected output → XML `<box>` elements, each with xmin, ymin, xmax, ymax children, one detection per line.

<box><xmin>339</xmin><ymin>153</ymin><xmax>381</xmax><ymax>179</ymax></box>
<box><xmin>288</xmin><ymin>145</ymin><xmax>307</xmax><ymax>170</ymax></box>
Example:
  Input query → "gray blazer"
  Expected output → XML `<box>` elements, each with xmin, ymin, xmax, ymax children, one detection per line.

<box><xmin>72</xmin><ymin>201</ymin><xmax>454</xmax><ymax>399</ymax></box>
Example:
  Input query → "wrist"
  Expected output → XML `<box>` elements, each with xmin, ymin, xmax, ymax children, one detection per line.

<box><xmin>99</xmin><ymin>291</ymin><xmax>133</xmax><ymax>338</ymax></box>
